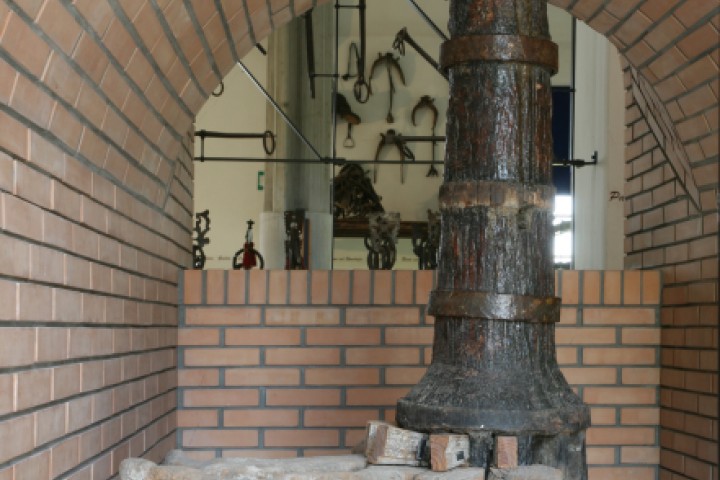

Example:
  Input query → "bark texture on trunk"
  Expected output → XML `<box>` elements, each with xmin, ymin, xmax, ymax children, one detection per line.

<box><xmin>396</xmin><ymin>1</ymin><xmax>589</xmax><ymax>477</ymax></box>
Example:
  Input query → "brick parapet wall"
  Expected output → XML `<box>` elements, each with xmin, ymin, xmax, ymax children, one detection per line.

<box><xmin>178</xmin><ymin>269</ymin><xmax>662</xmax><ymax>480</ymax></box>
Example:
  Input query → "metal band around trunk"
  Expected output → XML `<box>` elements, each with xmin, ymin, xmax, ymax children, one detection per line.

<box><xmin>440</xmin><ymin>35</ymin><xmax>558</xmax><ymax>74</ymax></box>
<box><xmin>428</xmin><ymin>290</ymin><xmax>560</xmax><ymax>323</ymax></box>
<box><xmin>439</xmin><ymin>181</ymin><xmax>555</xmax><ymax>210</ymax></box>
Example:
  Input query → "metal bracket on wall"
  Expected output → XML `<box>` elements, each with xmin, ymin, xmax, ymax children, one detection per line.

<box><xmin>195</xmin><ymin>129</ymin><xmax>276</xmax><ymax>161</ymax></box>
<box><xmin>393</xmin><ymin>28</ymin><xmax>448</xmax><ymax>81</ymax></box>
<box><xmin>554</xmin><ymin>150</ymin><xmax>598</xmax><ymax>168</ymax></box>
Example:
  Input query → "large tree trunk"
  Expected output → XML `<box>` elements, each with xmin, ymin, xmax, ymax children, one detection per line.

<box><xmin>396</xmin><ymin>1</ymin><xmax>589</xmax><ymax>478</ymax></box>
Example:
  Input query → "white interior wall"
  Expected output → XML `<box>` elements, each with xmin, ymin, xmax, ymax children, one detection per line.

<box><xmin>573</xmin><ymin>22</ymin><xmax>625</xmax><ymax>270</ymax></box>
<box><xmin>333</xmin><ymin>1</ymin><xmax>447</xmax><ymax>222</ymax></box>
<box><xmin>193</xmin><ymin>48</ymin><xmax>268</xmax><ymax>270</ymax></box>
<box><xmin>191</xmin><ymin>2</ymin><xmax>622</xmax><ymax>271</ymax></box>
<box><xmin>605</xmin><ymin>44</ymin><xmax>627</xmax><ymax>270</ymax></box>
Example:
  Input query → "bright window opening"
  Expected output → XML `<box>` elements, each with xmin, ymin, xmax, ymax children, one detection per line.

<box><xmin>553</xmin><ymin>194</ymin><xmax>573</xmax><ymax>268</ymax></box>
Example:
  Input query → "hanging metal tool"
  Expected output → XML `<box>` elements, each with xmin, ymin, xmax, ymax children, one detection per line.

<box><xmin>343</xmin><ymin>124</ymin><xmax>355</xmax><ymax>148</ymax></box>
<box><xmin>375</xmin><ymin>129</ymin><xmax>446</xmax><ymax>182</ymax></box>
<box><xmin>374</xmin><ymin>129</ymin><xmax>415</xmax><ymax>183</ymax></box>
<box><xmin>211</xmin><ymin>81</ymin><xmax>225</xmax><ymax>97</ymax></box>
<box><xmin>335</xmin><ymin>93</ymin><xmax>361</xmax><ymax>148</ymax></box>
<box><xmin>393</xmin><ymin>28</ymin><xmax>448</xmax><ymax>81</ymax></box>
<box><xmin>411</xmin><ymin>95</ymin><xmax>438</xmax><ymax>128</ymax></box>
<box><xmin>411</xmin><ymin>96</ymin><xmax>440</xmax><ymax>177</ymax></box>
<box><xmin>369</xmin><ymin>52</ymin><xmax>406</xmax><ymax>123</ymax></box>
<box><xmin>353</xmin><ymin>0</ymin><xmax>370</xmax><ymax>103</ymax></box>
<box><xmin>304</xmin><ymin>9</ymin><xmax>317</xmax><ymax>98</ymax></box>
<box><xmin>343</xmin><ymin>42</ymin><xmax>360</xmax><ymax>81</ymax></box>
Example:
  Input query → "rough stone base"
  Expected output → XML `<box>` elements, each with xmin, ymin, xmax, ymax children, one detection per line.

<box><xmin>120</xmin><ymin>452</ymin><xmax>561</xmax><ymax>480</ymax></box>
<box><xmin>488</xmin><ymin>466</ymin><xmax>563</xmax><ymax>480</ymax></box>
<box><xmin>119</xmin><ymin>452</ymin><xmax>489</xmax><ymax>480</ymax></box>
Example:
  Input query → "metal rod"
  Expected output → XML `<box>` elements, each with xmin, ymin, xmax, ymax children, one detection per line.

<box><xmin>404</xmin><ymin>0</ymin><xmax>449</xmax><ymax>41</ymax></box>
<box><xmin>332</xmin><ymin>0</ymin><xmax>340</xmax><ymax>161</ymax></box>
<box><xmin>394</xmin><ymin>28</ymin><xmax>447</xmax><ymax>80</ymax></box>
<box><xmin>237</xmin><ymin>60</ymin><xmax>324</xmax><ymax>160</ymax></box>
<box><xmin>195</xmin><ymin>130</ymin><xmax>267</xmax><ymax>139</ymax></box>
<box><xmin>404</xmin><ymin>35</ymin><xmax>444</xmax><ymax>77</ymax></box>
<box><xmin>195</xmin><ymin>155</ymin><xmax>581</xmax><ymax>169</ymax></box>
<box><xmin>398</xmin><ymin>135</ymin><xmax>446</xmax><ymax>143</ymax></box>
<box><xmin>304</xmin><ymin>9</ymin><xmax>316</xmax><ymax>98</ymax></box>
<box><xmin>194</xmin><ymin>156</ymin><xmax>449</xmax><ymax>165</ymax></box>
<box><xmin>358</xmin><ymin>0</ymin><xmax>366</xmax><ymax>78</ymax></box>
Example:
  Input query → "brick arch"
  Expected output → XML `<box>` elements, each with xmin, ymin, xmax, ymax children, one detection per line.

<box><xmin>0</xmin><ymin>1</ymin><xmax>716</xmax><ymax>479</ymax></box>
<box><xmin>549</xmin><ymin>0</ymin><xmax>718</xmax><ymax>212</ymax></box>
<box><xmin>1</xmin><ymin>1</ymin><xmax>716</xmax><ymax>213</ymax></box>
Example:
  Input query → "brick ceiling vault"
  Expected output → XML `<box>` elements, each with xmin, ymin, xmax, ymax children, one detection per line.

<box><xmin>0</xmin><ymin>0</ymin><xmax>717</xmax><ymax>218</ymax></box>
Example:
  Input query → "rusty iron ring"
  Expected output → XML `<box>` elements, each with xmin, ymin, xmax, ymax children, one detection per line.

<box><xmin>440</xmin><ymin>35</ymin><xmax>558</xmax><ymax>74</ymax></box>
<box><xmin>262</xmin><ymin>130</ymin><xmax>276</xmax><ymax>155</ymax></box>
<box><xmin>427</xmin><ymin>290</ymin><xmax>560</xmax><ymax>323</ymax></box>
<box><xmin>439</xmin><ymin>181</ymin><xmax>555</xmax><ymax>210</ymax></box>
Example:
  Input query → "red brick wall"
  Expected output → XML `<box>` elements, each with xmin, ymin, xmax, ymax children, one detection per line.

<box><xmin>623</xmin><ymin>62</ymin><xmax>719</xmax><ymax>480</ymax></box>
<box><xmin>0</xmin><ymin>2</ymin><xmax>199</xmax><ymax>478</ymax></box>
<box><xmin>178</xmin><ymin>269</ymin><xmax>662</xmax><ymax>479</ymax></box>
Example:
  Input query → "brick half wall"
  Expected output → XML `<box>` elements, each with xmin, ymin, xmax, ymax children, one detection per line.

<box><xmin>178</xmin><ymin>269</ymin><xmax>662</xmax><ymax>480</ymax></box>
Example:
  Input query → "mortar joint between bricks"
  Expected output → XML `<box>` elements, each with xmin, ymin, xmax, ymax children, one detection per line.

<box><xmin>259</xmin><ymin>386</ymin><xmax>267</xmax><ymax>408</ymax></box>
<box><xmin>298</xmin><ymin>405</ymin><xmax>306</xmax><ymax>428</ymax></box>
<box><xmin>391</xmin><ymin>271</ymin><xmax>396</xmax><ymax>305</ymax></box>
<box><xmin>201</xmin><ymin>270</ymin><xmax>207</xmax><ymax>305</ymax></box>
<box><xmin>223</xmin><ymin>270</ymin><xmax>229</xmax><ymax>304</ymax></box>
<box><xmin>305</xmin><ymin>270</ymin><xmax>311</xmax><ymax>304</ymax></box>
<box><xmin>412</xmin><ymin>271</ymin><xmax>417</xmax><ymax>306</ymax></box>
<box><xmin>348</xmin><ymin>272</ymin><xmax>354</xmax><ymax>305</ymax></box>
<box><xmin>285</xmin><ymin>270</ymin><xmax>290</xmax><ymax>305</ymax></box>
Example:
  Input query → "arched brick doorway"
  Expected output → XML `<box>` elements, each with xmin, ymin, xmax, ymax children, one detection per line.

<box><xmin>0</xmin><ymin>1</ymin><xmax>716</xmax><ymax>479</ymax></box>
